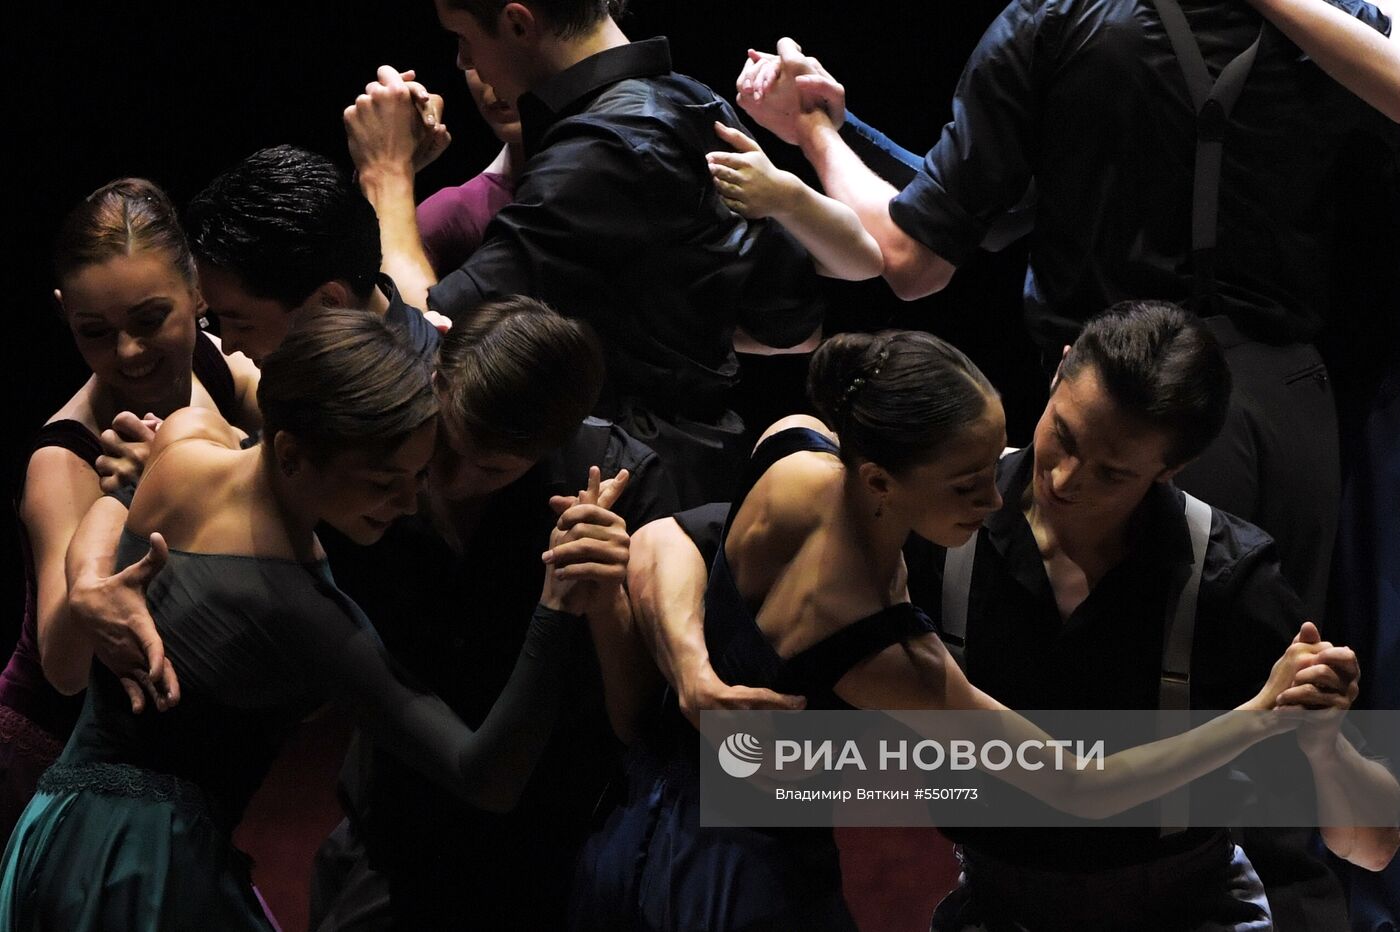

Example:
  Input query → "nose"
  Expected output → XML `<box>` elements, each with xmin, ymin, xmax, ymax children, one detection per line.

<box><xmin>117</xmin><ymin>330</ymin><xmax>144</xmax><ymax>362</ymax></box>
<box><xmin>1050</xmin><ymin>456</ymin><xmax>1080</xmax><ymax>495</ymax></box>
<box><xmin>981</xmin><ymin>483</ymin><xmax>1003</xmax><ymax>513</ymax></box>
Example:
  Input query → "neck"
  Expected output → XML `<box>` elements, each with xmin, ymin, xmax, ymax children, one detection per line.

<box><xmin>537</xmin><ymin>16</ymin><xmax>628</xmax><ymax>79</ymax></box>
<box><xmin>489</xmin><ymin>142</ymin><xmax>523</xmax><ymax>176</ymax></box>
<box><xmin>1024</xmin><ymin>490</ymin><xmax>1131</xmax><ymax>566</ymax></box>
<box><xmin>365</xmin><ymin>281</ymin><xmax>390</xmax><ymax>318</ymax></box>
<box><xmin>841</xmin><ymin>472</ymin><xmax>909</xmax><ymax>589</ymax></box>
<box><xmin>91</xmin><ymin>370</ymin><xmax>194</xmax><ymax>431</ymax></box>
<box><xmin>255</xmin><ymin>444</ymin><xmax>319</xmax><ymax>552</ymax></box>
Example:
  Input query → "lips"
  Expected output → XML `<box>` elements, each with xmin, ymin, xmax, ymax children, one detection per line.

<box><xmin>120</xmin><ymin>358</ymin><xmax>161</xmax><ymax>380</ymax></box>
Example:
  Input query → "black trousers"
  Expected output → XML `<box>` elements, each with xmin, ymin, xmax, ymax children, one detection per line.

<box><xmin>1174</xmin><ymin>317</ymin><xmax>1347</xmax><ymax>932</ymax></box>
<box><xmin>1174</xmin><ymin>317</ymin><xmax>1340</xmax><ymax>624</ymax></box>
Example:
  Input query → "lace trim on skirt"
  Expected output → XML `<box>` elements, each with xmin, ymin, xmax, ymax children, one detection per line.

<box><xmin>37</xmin><ymin>761</ymin><xmax>211</xmax><ymax>817</ymax></box>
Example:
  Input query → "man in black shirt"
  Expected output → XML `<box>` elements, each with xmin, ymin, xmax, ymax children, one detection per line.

<box><xmin>364</xmin><ymin>0</ymin><xmax>824</xmax><ymax>507</ymax></box>
<box><xmin>736</xmin><ymin>0</ymin><xmax>1394</xmax><ymax>629</ymax></box>
<box><xmin>184</xmin><ymin>145</ymin><xmax>440</xmax><ymax>368</ymax></box>
<box><xmin>299</xmin><ymin>296</ymin><xmax>679</xmax><ymax>930</ymax></box>
<box><xmin>638</xmin><ymin>304</ymin><xmax>1398</xmax><ymax>930</ymax></box>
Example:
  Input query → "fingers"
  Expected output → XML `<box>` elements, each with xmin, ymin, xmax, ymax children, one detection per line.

<box><xmin>595</xmin><ymin>468</ymin><xmax>630</xmax><ymax>511</ymax></box>
<box><xmin>549</xmin><ymin>494</ymin><xmax>580</xmax><ymax>517</ymax></box>
<box><xmin>121</xmin><ymin>677</ymin><xmax>146</xmax><ymax>714</ymax></box>
<box><xmin>376</xmin><ymin>64</ymin><xmax>405</xmax><ymax>87</ymax></box>
<box><xmin>1275</xmin><ymin>684</ymin><xmax>1352</xmax><ymax>710</ymax></box>
<box><xmin>712</xmin><ymin>121</ymin><xmax>760</xmax><ymax>153</ymax></box>
<box><xmin>1291</xmin><ymin>662</ymin><xmax>1345</xmax><ymax>694</ymax></box>
<box><xmin>727</xmin><ymin>684</ymin><xmax>807</xmax><ymax>712</ymax></box>
<box><xmin>111</xmin><ymin>410</ymin><xmax>157</xmax><ymax>443</ymax></box>
<box><xmin>422</xmin><ymin>310</ymin><xmax>453</xmax><ymax>333</ymax></box>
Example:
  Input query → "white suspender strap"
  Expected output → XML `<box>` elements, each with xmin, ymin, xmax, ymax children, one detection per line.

<box><xmin>1159</xmin><ymin>491</ymin><xmax>1214</xmax><ymax>835</ymax></box>
<box><xmin>941</xmin><ymin>536</ymin><xmax>977</xmax><ymax>672</ymax></box>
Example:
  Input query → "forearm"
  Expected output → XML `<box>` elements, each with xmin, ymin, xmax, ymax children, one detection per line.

<box><xmin>586</xmin><ymin>584</ymin><xmax>662</xmax><ymax>745</ymax></box>
<box><xmin>46</xmin><ymin>497</ymin><xmax>131</xmax><ymax>693</ymax></box>
<box><xmin>1250</xmin><ymin>0</ymin><xmax>1400</xmax><ymax>121</ymax></box>
<box><xmin>628</xmin><ymin>519</ymin><xmax>715</xmax><ymax>717</ymax></box>
<box><xmin>357</xmin><ymin>167</ymin><xmax>439</xmax><ymax>311</ymax></box>
<box><xmin>799</xmin><ymin>121</ymin><xmax>953</xmax><ymax>299</ymax></box>
<box><xmin>770</xmin><ymin>180</ymin><xmax>883</xmax><ymax>281</ymax></box>
<box><xmin>1307</xmin><ymin>734</ymin><xmax>1400</xmax><ymax>870</ymax></box>
<box><xmin>449</xmin><ymin>605</ymin><xmax>586</xmax><ymax>812</ymax></box>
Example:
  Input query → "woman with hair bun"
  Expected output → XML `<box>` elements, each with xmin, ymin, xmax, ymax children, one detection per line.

<box><xmin>0</xmin><ymin>178</ymin><xmax>260</xmax><ymax>844</ymax></box>
<box><xmin>575</xmin><ymin>329</ymin><xmax>1348</xmax><ymax>931</ymax></box>
<box><xmin>0</xmin><ymin>309</ymin><xmax>609</xmax><ymax>930</ymax></box>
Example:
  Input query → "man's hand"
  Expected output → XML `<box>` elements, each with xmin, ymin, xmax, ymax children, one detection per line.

<box><xmin>68</xmin><ymin>532</ymin><xmax>179</xmax><ymax>713</ymax></box>
<box><xmin>344</xmin><ymin>66</ymin><xmax>451</xmax><ymax>180</ymax></box>
<box><xmin>95</xmin><ymin>411</ymin><xmax>161</xmax><ymax>494</ymax></box>
<box><xmin>541</xmin><ymin>467</ymin><xmax>630</xmax><ymax>615</ymax></box>
<box><xmin>676</xmin><ymin>661</ymin><xmax>806</xmax><ymax>731</ymax></box>
<box><xmin>1277</xmin><ymin>621</ymin><xmax>1360</xmax><ymax>758</ymax></box>
<box><xmin>735</xmin><ymin>39</ymin><xmax>846</xmax><ymax>144</ymax></box>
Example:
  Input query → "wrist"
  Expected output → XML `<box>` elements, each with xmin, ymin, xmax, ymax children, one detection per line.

<box><xmin>798</xmin><ymin>119</ymin><xmax>844</xmax><ymax>170</ymax></box>
<box><xmin>355</xmin><ymin>164</ymin><xmax>416</xmax><ymax>203</ymax></box>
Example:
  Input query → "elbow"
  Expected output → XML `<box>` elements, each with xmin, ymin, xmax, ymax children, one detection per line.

<box><xmin>1348</xmin><ymin>828</ymin><xmax>1400</xmax><ymax>872</ymax></box>
<box><xmin>882</xmin><ymin>249</ymin><xmax>953</xmax><ymax>301</ymax></box>
<box><xmin>40</xmin><ymin>653</ymin><xmax>88</xmax><ymax>697</ymax></box>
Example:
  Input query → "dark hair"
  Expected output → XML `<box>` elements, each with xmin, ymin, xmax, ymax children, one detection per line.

<box><xmin>1059</xmin><ymin>300</ymin><xmax>1231</xmax><ymax>467</ymax></box>
<box><xmin>258</xmin><ymin>309</ymin><xmax>437</xmax><ymax>464</ymax></box>
<box><xmin>447</xmin><ymin>0</ymin><xmax>624</xmax><ymax>38</ymax></box>
<box><xmin>53</xmin><ymin>178</ymin><xmax>197</xmax><ymax>287</ymax></box>
<box><xmin>808</xmin><ymin>330</ymin><xmax>997</xmax><ymax>475</ymax></box>
<box><xmin>436</xmin><ymin>295</ymin><xmax>604</xmax><ymax>458</ymax></box>
<box><xmin>185</xmin><ymin>145</ymin><xmax>381</xmax><ymax>309</ymax></box>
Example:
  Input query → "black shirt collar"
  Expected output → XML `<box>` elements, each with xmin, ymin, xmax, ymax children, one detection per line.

<box><xmin>518</xmin><ymin>37</ymin><xmax>673</xmax><ymax>155</ymax></box>
<box><xmin>983</xmin><ymin>446</ymin><xmax>1192</xmax><ymax>572</ymax></box>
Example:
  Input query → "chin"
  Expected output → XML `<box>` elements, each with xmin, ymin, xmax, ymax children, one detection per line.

<box><xmin>928</xmin><ymin>522</ymin><xmax>982</xmax><ymax>549</ymax></box>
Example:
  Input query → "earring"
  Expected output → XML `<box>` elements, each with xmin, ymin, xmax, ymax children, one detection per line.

<box><xmin>874</xmin><ymin>499</ymin><xmax>885</xmax><ymax>519</ymax></box>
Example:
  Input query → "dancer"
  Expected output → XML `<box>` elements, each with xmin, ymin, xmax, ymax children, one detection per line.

<box><xmin>0</xmin><ymin>310</ymin><xmax>616</xmax><ymax>929</ymax></box>
<box><xmin>0</xmin><ymin>179</ymin><xmax>259</xmax><ymax>844</ymax></box>
<box><xmin>574</xmin><ymin>327</ymin><xmax>1363</xmax><ymax>931</ymax></box>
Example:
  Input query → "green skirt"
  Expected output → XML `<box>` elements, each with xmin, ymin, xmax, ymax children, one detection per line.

<box><xmin>0</xmin><ymin>762</ymin><xmax>276</xmax><ymax>931</ymax></box>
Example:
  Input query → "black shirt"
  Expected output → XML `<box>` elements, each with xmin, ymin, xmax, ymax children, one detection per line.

<box><xmin>377</xmin><ymin>272</ymin><xmax>439</xmax><ymax>365</ymax></box>
<box><xmin>903</xmin><ymin>447</ymin><xmax>1301</xmax><ymax>868</ymax></box>
<box><xmin>427</xmin><ymin>38</ymin><xmax>822</xmax><ymax>421</ymax></box>
<box><xmin>884</xmin><ymin>0</ymin><xmax>1393</xmax><ymax>351</ymax></box>
<box><xmin>320</xmin><ymin>418</ymin><xmax>678</xmax><ymax>926</ymax></box>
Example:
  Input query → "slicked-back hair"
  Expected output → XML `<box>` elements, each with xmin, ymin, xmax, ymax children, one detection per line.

<box><xmin>436</xmin><ymin>295</ymin><xmax>604</xmax><ymax>458</ymax></box>
<box><xmin>447</xmin><ymin>0</ymin><xmax>625</xmax><ymax>37</ymax></box>
<box><xmin>258</xmin><ymin>308</ymin><xmax>437</xmax><ymax>465</ymax></box>
<box><xmin>54</xmin><ymin>178</ymin><xmax>196</xmax><ymax>287</ymax></box>
<box><xmin>185</xmin><ymin>145</ymin><xmax>381</xmax><ymax>309</ymax></box>
<box><xmin>1060</xmin><ymin>300</ymin><xmax>1231</xmax><ymax>468</ymax></box>
<box><xmin>808</xmin><ymin>330</ymin><xmax>997</xmax><ymax>476</ymax></box>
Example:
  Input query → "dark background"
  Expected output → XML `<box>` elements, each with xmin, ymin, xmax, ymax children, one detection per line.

<box><xmin>3</xmin><ymin>1</ymin><xmax>1046</xmax><ymax>638</ymax></box>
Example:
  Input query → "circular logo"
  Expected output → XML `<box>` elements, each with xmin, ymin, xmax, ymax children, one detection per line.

<box><xmin>718</xmin><ymin>732</ymin><xmax>764</xmax><ymax>778</ymax></box>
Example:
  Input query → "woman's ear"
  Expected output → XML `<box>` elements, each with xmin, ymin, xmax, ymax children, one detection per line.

<box><xmin>856</xmin><ymin>460</ymin><xmax>893</xmax><ymax>498</ymax></box>
<box><xmin>272</xmin><ymin>430</ymin><xmax>304</xmax><ymax>478</ymax></box>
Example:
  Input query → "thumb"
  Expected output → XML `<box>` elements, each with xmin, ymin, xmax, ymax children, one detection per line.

<box><xmin>125</xmin><ymin>532</ymin><xmax>169</xmax><ymax>586</ymax></box>
<box><xmin>713</xmin><ymin>121</ymin><xmax>759</xmax><ymax>153</ymax></box>
<box><xmin>776</xmin><ymin>36</ymin><xmax>805</xmax><ymax>62</ymax></box>
<box><xmin>1294</xmin><ymin>621</ymin><xmax>1321</xmax><ymax>646</ymax></box>
<box><xmin>548</xmin><ymin>494</ymin><xmax>579</xmax><ymax>517</ymax></box>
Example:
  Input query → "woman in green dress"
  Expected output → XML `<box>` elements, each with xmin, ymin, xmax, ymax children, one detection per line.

<box><xmin>0</xmin><ymin>308</ymin><xmax>612</xmax><ymax>930</ymax></box>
